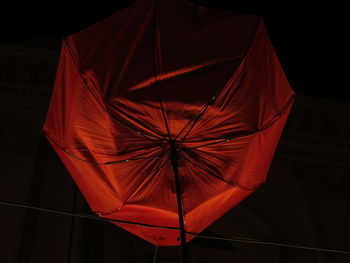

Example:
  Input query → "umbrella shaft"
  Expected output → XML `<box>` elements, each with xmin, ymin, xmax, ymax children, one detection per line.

<box><xmin>170</xmin><ymin>140</ymin><xmax>189</xmax><ymax>263</ymax></box>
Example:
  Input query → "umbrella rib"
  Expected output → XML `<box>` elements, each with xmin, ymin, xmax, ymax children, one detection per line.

<box><xmin>177</xmin><ymin>153</ymin><xmax>234</xmax><ymax>186</ymax></box>
<box><xmin>176</xmin><ymin>72</ymin><xmax>247</xmax><ymax>143</ymax></box>
<box><xmin>173</xmin><ymin>83</ymin><xmax>226</xmax><ymax>143</ymax></box>
<box><xmin>179</xmin><ymin>138</ymin><xmax>233</xmax><ymax>151</ymax></box>
<box><xmin>178</xmin><ymin>153</ymin><xmax>261</xmax><ymax>190</ymax></box>
<box><xmin>45</xmin><ymin>132</ymin><xmax>164</xmax><ymax>165</ymax></box>
<box><xmin>124</xmin><ymin>154</ymin><xmax>171</xmax><ymax>203</ymax></box>
<box><xmin>174</xmin><ymin>94</ymin><xmax>215</xmax><ymax>142</ymax></box>
<box><xmin>179</xmin><ymin>154</ymin><xmax>263</xmax><ymax>190</ymax></box>
<box><xmin>180</xmin><ymin>94</ymin><xmax>296</xmax><ymax>150</ymax></box>
<box><xmin>60</xmin><ymin>144</ymin><xmax>161</xmax><ymax>157</ymax></box>
<box><xmin>107</xmin><ymin>103</ymin><xmax>163</xmax><ymax>147</ymax></box>
<box><xmin>105</xmin><ymin>152</ymin><xmax>165</xmax><ymax>165</ymax></box>
<box><xmin>173</xmin><ymin>54</ymin><xmax>245</xmax><ymax>143</ymax></box>
<box><xmin>153</xmin><ymin>3</ymin><xmax>169</xmax><ymax>139</ymax></box>
<box><xmin>64</xmin><ymin>39</ymin><xmax>107</xmax><ymax>112</ymax></box>
<box><xmin>183</xmin><ymin>136</ymin><xmax>238</xmax><ymax>143</ymax></box>
<box><xmin>158</xmin><ymin>95</ymin><xmax>171</xmax><ymax>139</ymax></box>
<box><xmin>65</xmin><ymin>39</ymin><xmax>163</xmax><ymax>148</ymax></box>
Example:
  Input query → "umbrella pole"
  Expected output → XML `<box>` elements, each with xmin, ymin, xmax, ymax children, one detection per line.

<box><xmin>170</xmin><ymin>140</ymin><xmax>189</xmax><ymax>263</ymax></box>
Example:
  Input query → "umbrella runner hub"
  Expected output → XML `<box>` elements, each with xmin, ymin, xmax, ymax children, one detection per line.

<box><xmin>162</xmin><ymin>139</ymin><xmax>181</xmax><ymax>152</ymax></box>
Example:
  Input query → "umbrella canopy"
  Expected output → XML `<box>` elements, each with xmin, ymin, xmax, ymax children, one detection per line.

<box><xmin>43</xmin><ymin>0</ymin><xmax>294</xmax><ymax>246</ymax></box>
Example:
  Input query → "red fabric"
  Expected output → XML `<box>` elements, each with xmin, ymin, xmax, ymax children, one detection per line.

<box><xmin>44</xmin><ymin>0</ymin><xmax>294</xmax><ymax>246</ymax></box>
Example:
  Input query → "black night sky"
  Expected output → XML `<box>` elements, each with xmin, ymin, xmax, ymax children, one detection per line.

<box><xmin>0</xmin><ymin>0</ymin><xmax>346</xmax><ymax>100</ymax></box>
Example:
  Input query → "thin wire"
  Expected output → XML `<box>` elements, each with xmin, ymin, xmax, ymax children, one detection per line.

<box><xmin>189</xmin><ymin>233</ymin><xmax>350</xmax><ymax>255</ymax></box>
<box><xmin>1</xmin><ymin>200</ymin><xmax>350</xmax><ymax>255</ymax></box>
<box><xmin>67</xmin><ymin>184</ymin><xmax>77</xmax><ymax>263</ymax></box>
<box><xmin>153</xmin><ymin>246</ymin><xmax>158</xmax><ymax>263</ymax></box>
<box><xmin>0</xmin><ymin>200</ymin><xmax>179</xmax><ymax>231</ymax></box>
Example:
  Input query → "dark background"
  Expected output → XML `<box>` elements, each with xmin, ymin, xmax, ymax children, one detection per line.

<box><xmin>0</xmin><ymin>1</ymin><xmax>349</xmax><ymax>263</ymax></box>
<box><xmin>0</xmin><ymin>0</ymin><xmax>346</xmax><ymax>100</ymax></box>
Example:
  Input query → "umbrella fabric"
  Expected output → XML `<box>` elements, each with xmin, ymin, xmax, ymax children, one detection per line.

<box><xmin>44</xmin><ymin>0</ymin><xmax>294</xmax><ymax>246</ymax></box>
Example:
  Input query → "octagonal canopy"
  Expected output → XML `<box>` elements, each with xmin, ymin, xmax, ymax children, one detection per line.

<box><xmin>44</xmin><ymin>0</ymin><xmax>294</xmax><ymax>246</ymax></box>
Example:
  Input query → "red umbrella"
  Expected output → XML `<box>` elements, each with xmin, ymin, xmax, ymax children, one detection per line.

<box><xmin>43</xmin><ymin>0</ymin><xmax>294</xmax><ymax>257</ymax></box>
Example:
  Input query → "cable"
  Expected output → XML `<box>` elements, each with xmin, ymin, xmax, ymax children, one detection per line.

<box><xmin>187</xmin><ymin>233</ymin><xmax>350</xmax><ymax>255</ymax></box>
<box><xmin>153</xmin><ymin>246</ymin><xmax>158</xmax><ymax>263</ymax></box>
<box><xmin>1</xmin><ymin>200</ymin><xmax>350</xmax><ymax>255</ymax></box>
<box><xmin>67</xmin><ymin>184</ymin><xmax>77</xmax><ymax>263</ymax></box>
<box><xmin>0</xmin><ymin>200</ymin><xmax>179</xmax><ymax>231</ymax></box>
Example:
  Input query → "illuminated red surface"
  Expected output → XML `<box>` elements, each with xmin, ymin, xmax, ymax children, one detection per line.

<box><xmin>44</xmin><ymin>0</ymin><xmax>294</xmax><ymax>246</ymax></box>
